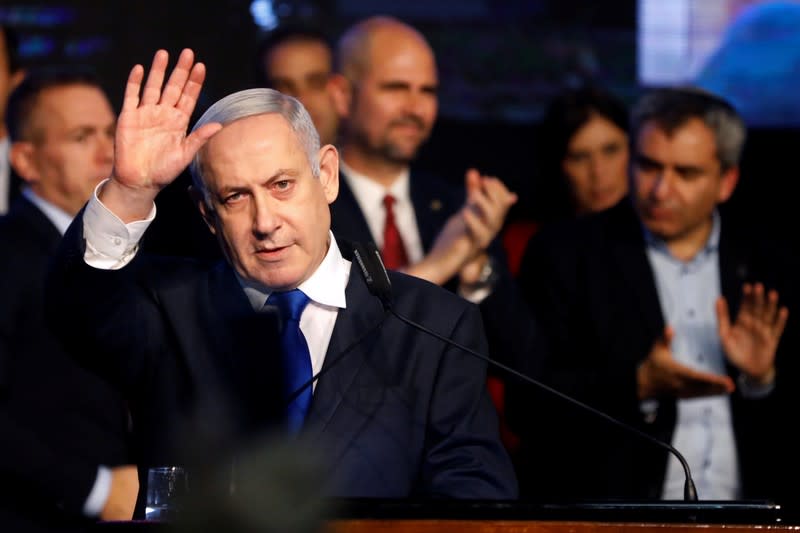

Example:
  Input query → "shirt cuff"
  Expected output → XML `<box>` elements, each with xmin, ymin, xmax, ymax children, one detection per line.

<box><xmin>84</xmin><ymin>179</ymin><xmax>156</xmax><ymax>270</ymax></box>
<box><xmin>457</xmin><ymin>284</ymin><xmax>492</xmax><ymax>304</ymax></box>
<box><xmin>83</xmin><ymin>466</ymin><xmax>111</xmax><ymax>517</ymax></box>
<box><xmin>737</xmin><ymin>372</ymin><xmax>775</xmax><ymax>399</ymax></box>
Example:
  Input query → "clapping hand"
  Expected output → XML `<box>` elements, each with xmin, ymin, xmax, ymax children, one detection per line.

<box><xmin>717</xmin><ymin>282</ymin><xmax>788</xmax><ymax>385</ymax></box>
<box><xmin>637</xmin><ymin>326</ymin><xmax>735</xmax><ymax>400</ymax></box>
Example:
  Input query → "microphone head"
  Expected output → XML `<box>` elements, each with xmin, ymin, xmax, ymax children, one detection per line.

<box><xmin>352</xmin><ymin>242</ymin><xmax>393</xmax><ymax>310</ymax></box>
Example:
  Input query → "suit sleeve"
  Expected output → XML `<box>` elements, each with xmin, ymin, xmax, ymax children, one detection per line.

<box><xmin>45</xmin><ymin>212</ymin><xmax>164</xmax><ymax>393</ymax></box>
<box><xmin>420</xmin><ymin>301</ymin><xmax>519</xmax><ymax>499</ymax></box>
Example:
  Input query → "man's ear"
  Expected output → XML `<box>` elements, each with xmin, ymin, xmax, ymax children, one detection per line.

<box><xmin>8</xmin><ymin>141</ymin><xmax>39</xmax><ymax>184</ymax></box>
<box><xmin>327</xmin><ymin>74</ymin><xmax>352</xmax><ymax>119</ymax></box>
<box><xmin>317</xmin><ymin>144</ymin><xmax>339</xmax><ymax>204</ymax></box>
<box><xmin>717</xmin><ymin>166</ymin><xmax>739</xmax><ymax>204</ymax></box>
<box><xmin>189</xmin><ymin>185</ymin><xmax>217</xmax><ymax>235</ymax></box>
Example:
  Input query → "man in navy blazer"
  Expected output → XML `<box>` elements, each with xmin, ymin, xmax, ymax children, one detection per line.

<box><xmin>1</xmin><ymin>68</ymin><xmax>138</xmax><ymax>530</ymax></box>
<box><xmin>48</xmin><ymin>49</ymin><xmax>517</xmax><ymax>514</ymax></box>
<box><xmin>328</xmin><ymin>16</ymin><xmax>518</xmax><ymax>294</ymax></box>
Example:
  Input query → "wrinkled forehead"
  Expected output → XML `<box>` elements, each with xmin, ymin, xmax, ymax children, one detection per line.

<box><xmin>200</xmin><ymin>114</ymin><xmax>306</xmax><ymax>177</ymax></box>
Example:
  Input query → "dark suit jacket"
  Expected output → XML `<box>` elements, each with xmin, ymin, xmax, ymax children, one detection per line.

<box><xmin>0</xmin><ymin>197</ymin><xmax>132</xmax><ymax>532</ymax></box>
<box><xmin>510</xmin><ymin>198</ymin><xmax>798</xmax><ymax>503</ymax></box>
<box><xmin>47</xmin><ymin>212</ymin><xmax>518</xmax><ymax>515</ymax></box>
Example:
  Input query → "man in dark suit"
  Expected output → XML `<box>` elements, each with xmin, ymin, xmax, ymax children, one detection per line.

<box><xmin>326</xmin><ymin>18</ymin><xmax>536</xmax><ymax>459</ymax></box>
<box><xmin>328</xmin><ymin>15</ymin><xmax>517</xmax><ymax>291</ymax></box>
<box><xmin>512</xmin><ymin>88</ymin><xmax>796</xmax><ymax>502</ymax></box>
<box><xmin>47</xmin><ymin>49</ymin><xmax>517</xmax><ymax>514</ymax></box>
<box><xmin>0</xmin><ymin>69</ymin><xmax>138</xmax><ymax>530</ymax></box>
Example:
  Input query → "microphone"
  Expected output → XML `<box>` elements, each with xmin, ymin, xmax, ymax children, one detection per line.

<box><xmin>285</xmin><ymin>242</ymin><xmax>394</xmax><ymax>405</ymax></box>
<box><xmin>350</xmin><ymin>242</ymin><xmax>699</xmax><ymax>502</ymax></box>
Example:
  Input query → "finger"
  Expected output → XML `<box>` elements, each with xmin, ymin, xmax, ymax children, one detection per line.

<box><xmin>680</xmin><ymin>378</ymin><xmax>735</xmax><ymax>398</ymax></box>
<box><xmin>464</xmin><ymin>168</ymin><xmax>482</xmax><ymax>194</ymax></box>
<box><xmin>751</xmin><ymin>282</ymin><xmax>766</xmax><ymax>320</ymax></box>
<box><xmin>773</xmin><ymin>306</ymin><xmax>789</xmax><ymax>339</ymax></box>
<box><xmin>716</xmin><ymin>296</ymin><xmax>731</xmax><ymax>339</ymax></box>
<box><xmin>661</xmin><ymin>325</ymin><xmax>674</xmax><ymax>348</ymax></box>
<box><xmin>763</xmin><ymin>289</ymin><xmax>780</xmax><ymax>325</ymax></box>
<box><xmin>121</xmin><ymin>64</ymin><xmax>145</xmax><ymax>112</ymax></box>
<box><xmin>176</xmin><ymin>62</ymin><xmax>208</xmax><ymax>117</ymax></box>
<box><xmin>466</xmin><ymin>187</ymin><xmax>493</xmax><ymax>222</ymax></box>
<box><xmin>160</xmin><ymin>48</ymin><xmax>195</xmax><ymax>107</ymax></box>
<box><xmin>676</xmin><ymin>365</ymin><xmax>735</xmax><ymax>397</ymax></box>
<box><xmin>183</xmin><ymin>122</ymin><xmax>223</xmax><ymax>159</ymax></box>
<box><xmin>462</xmin><ymin>206</ymin><xmax>493</xmax><ymax>249</ymax></box>
<box><xmin>481</xmin><ymin>176</ymin><xmax>515</xmax><ymax>206</ymax></box>
<box><xmin>738</xmin><ymin>282</ymin><xmax>754</xmax><ymax>318</ymax></box>
<box><xmin>140</xmin><ymin>49</ymin><xmax>169</xmax><ymax>106</ymax></box>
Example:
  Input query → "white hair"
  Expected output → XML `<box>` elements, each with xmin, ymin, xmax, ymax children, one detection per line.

<box><xmin>188</xmin><ymin>88</ymin><xmax>321</xmax><ymax>208</ymax></box>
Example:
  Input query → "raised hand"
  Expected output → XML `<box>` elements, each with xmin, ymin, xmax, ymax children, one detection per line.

<box><xmin>461</xmin><ymin>168</ymin><xmax>518</xmax><ymax>251</ymax></box>
<box><xmin>102</xmin><ymin>49</ymin><xmax>222</xmax><ymax>222</ymax></box>
<box><xmin>717</xmin><ymin>282</ymin><xmax>788</xmax><ymax>384</ymax></box>
<box><xmin>405</xmin><ymin>210</ymin><xmax>474</xmax><ymax>285</ymax></box>
<box><xmin>637</xmin><ymin>326</ymin><xmax>735</xmax><ymax>401</ymax></box>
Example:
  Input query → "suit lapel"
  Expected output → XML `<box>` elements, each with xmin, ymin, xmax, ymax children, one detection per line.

<box><xmin>330</xmin><ymin>173</ymin><xmax>376</xmax><ymax>245</ymax></box>
<box><xmin>610</xmin><ymin>202</ymin><xmax>665</xmax><ymax>341</ymax></box>
<box><xmin>12</xmin><ymin>196</ymin><xmax>63</xmax><ymax>253</ymax></box>
<box><xmin>718</xmin><ymin>217</ymin><xmax>749</xmax><ymax>313</ymax></box>
<box><xmin>409</xmin><ymin>170</ymin><xmax>458</xmax><ymax>251</ymax></box>
<box><xmin>302</xmin><ymin>266</ymin><xmax>385</xmax><ymax>449</ymax></box>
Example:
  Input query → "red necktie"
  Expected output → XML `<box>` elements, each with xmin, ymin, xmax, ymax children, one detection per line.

<box><xmin>381</xmin><ymin>194</ymin><xmax>409</xmax><ymax>270</ymax></box>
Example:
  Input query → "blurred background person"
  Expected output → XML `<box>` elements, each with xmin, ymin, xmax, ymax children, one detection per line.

<box><xmin>511</xmin><ymin>87</ymin><xmax>797</xmax><ymax>503</ymax></box>
<box><xmin>328</xmin><ymin>15</ymin><xmax>534</xmax><ymax>457</ymax></box>
<box><xmin>0</xmin><ymin>67</ymin><xmax>137</xmax><ymax>531</ymax></box>
<box><xmin>0</xmin><ymin>24</ymin><xmax>26</xmax><ymax>214</ymax></box>
<box><xmin>255</xmin><ymin>25</ymin><xmax>340</xmax><ymax>147</ymax></box>
<box><xmin>535</xmin><ymin>85</ymin><xmax>629</xmax><ymax>223</ymax></box>
<box><xmin>502</xmin><ymin>86</ymin><xmax>630</xmax><ymax>277</ymax></box>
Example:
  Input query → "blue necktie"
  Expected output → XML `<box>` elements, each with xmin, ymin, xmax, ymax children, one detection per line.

<box><xmin>266</xmin><ymin>289</ymin><xmax>312</xmax><ymax>432</ymax></box>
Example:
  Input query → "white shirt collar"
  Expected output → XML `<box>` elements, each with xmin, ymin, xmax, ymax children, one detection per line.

<box><xmin>240</xmin><ymin>231</ymin><xmax>350</xmax><ymax>311</ymax></box>
<box><xmin>22</xmin><ymin>187</ymin><xmax>74</xmax><ymax>235</ymax></box>
<box><xmin>340</xmin><ymin>160</ymin><xmax>411</xmax><ymax>207</ymax></box>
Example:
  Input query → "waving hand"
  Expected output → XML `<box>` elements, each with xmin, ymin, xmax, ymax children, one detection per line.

<box><xmin>102</xmin><ymin>49</ymin><xmax>222</xmax><ymax>222</ymax></box>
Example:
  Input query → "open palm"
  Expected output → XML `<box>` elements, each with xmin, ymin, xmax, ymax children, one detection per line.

<box><xmin>113</xmin><ymin>49</ymin><xmax>221</xmax><ymax>193</ymax></box>
<box><xmin>717</xmin><ymin>282</ymin><xmax>788</xmax><ymax>381</ymax></box>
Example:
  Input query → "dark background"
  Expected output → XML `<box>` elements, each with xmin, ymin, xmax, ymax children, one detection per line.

<box><xmin>2</xmin><ymin>0</ymin><xmax>797</xmax><ymax>240</ymax></box>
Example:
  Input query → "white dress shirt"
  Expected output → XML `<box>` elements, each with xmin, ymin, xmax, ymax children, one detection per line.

<box><xmin>645</xmin><ymin>213</ymin><xmax>741</xmax><ymax>500</ymax></box>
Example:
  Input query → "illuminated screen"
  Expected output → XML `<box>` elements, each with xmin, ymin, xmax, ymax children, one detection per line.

<box><xmin>638</xmin><ymin>0</ymin><xmax>800</xmax><ymax>126</ymax></box>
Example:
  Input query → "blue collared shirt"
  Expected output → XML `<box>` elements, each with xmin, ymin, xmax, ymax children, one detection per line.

<box><xmin>644</xmin><ymin>212</ymin><xmax>741</xmax><ymax>500</ymax></box>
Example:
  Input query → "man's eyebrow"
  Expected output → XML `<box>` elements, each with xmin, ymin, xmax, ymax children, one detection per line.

<box><xmin>635</xmin><ymin>153</ymin><xmax>663</xmax><ymax>166</ymax></box>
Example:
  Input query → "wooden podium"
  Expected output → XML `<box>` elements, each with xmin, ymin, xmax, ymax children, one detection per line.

<box><xmin>96</xmin><ymin>499</ymin><xmax>800</xmax><ymax>532</ymax></box>
<box><xmin>325</xmin><ymin>500</ymin><xmax>799</xmax><ymax>533</ymax></box>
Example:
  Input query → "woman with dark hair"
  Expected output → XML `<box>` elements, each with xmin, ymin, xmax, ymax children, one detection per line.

<box><xmin>536</xmin><ymin>86</ymin><xmax>629</xmax><ymax>221</ymax></box>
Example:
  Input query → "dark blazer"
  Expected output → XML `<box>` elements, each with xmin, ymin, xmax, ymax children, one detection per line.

<box><xmin>330</xmin><ymin>169</ymin><xmax>463</xmax><ymax>254</ymax></box>
<box><xmin>47</xmin><ymin>212</ymin><xmax>518</xmax><ymax>514</ymax></box>
<box><xmin>0</xmin><ymin>196</ymin><xmax>132</xmax><ymax>532</ymax></box>
<box><xmin>510</xmin><ymin>198</ymin><xmax>798</xmax><ymax>503</ymax></box>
